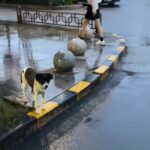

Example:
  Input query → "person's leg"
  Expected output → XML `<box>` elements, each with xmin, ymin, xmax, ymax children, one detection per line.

<box><xmin>82</xmin><ymin>18</ymin><xmax>89</xmax><ymax>28</ymax></box>
<box><xmin>95</xmin><ymin>18</ymin><xmax>103</xmax><ymax>37</ymax></box>
<box><xmin>78</xmin><ymin>18</ymin><xmax>89</xmax><ymax>39</ymax></box>
<box><xmin>95</xmin><ymin>18</ymin><xmax>105</xmax><ymax>45</ymax></box>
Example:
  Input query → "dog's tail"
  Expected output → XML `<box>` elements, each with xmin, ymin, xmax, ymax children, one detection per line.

<box><xmin>20</xmin><ymin>70</ymin><xmax>25</xmax><ymax>84</ymax></box>
<box><xmin>20</xmin><ymin>67</ymin><xmax>29</xmax><ymax>84</ymax></box>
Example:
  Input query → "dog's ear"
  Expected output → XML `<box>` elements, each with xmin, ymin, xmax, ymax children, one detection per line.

<box><xmin>47</xmin><ymin>73</ymin><xmax>53</xmax><ymax>80</ymax></box>
<box><xmin>44</xmin><ymin>73</ymin><xmax>53</xmax><ymax>83</ymax></box>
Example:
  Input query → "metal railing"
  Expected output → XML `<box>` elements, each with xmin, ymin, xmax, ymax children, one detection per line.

<box><xmin>16</xmin><ymin>6</ymin><xmax>95</xmax><ymax>29</ymax></box>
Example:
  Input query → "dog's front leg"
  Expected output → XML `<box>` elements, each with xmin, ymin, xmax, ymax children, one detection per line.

<box><xmin>21</xmin><ymin>82</ymin><xmax>27</xmax><ymax>104</ymax></box>
<box><xmin>41</xmin><ymin>92</ymin><xmax>46</xmax><ymax>110</ymax></box>
<box><xmin>32</xmin><ymin>92</ymin><xmax>41</xmax><ymax>114</ymax></box>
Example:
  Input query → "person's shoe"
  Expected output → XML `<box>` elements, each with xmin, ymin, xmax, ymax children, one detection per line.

<box><xmin>95</xmin><ymin>39</ymin><xmax>105</xmax><ymax>45</ymax></box>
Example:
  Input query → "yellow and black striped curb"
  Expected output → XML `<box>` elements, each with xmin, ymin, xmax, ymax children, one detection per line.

<box><xmin>0</xmin><ymin>35</ymin><xmax>127</xmax><ymax>149</ymax></box>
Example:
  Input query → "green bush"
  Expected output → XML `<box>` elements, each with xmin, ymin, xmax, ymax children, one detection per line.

<box><xmin>51</xmin><ymin>0</ymin><xmax>77</xmax><ymax>5</ymax></box>
<box><xmin>65</xmin><ymin>0</ymin><xmax>73</xmax><ymax>4</ymax></box>
<box><xmin>0</xmin><ymin>99</ymin><xmax>28</xmax><ymax>136</ymax></box>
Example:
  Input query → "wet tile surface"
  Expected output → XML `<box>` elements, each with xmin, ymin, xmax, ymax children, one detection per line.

<box><xmin>0</xmin><ymin>23</ymin><xmax>119</xmax><ymax>107</ymax></box>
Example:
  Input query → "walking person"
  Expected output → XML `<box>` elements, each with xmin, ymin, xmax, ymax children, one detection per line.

<box><xmin>81</xmin><ymin>0</ymin><xmax>105</xmax><ymax>45</ymax></box>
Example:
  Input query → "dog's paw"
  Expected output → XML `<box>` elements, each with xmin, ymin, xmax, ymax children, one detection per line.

<box><xmin>24</xmin><ymin>101</ymin><xmax>28</xmax><ymax>105</ymax></box>
<box><xmin>41</xmin><ymin>104</ymin><xmax>46</xmax><ymax>110</ymax></box>
<box><xmin>35</xmin><ymin>108</ymin><xmax>41</xmax><ymax>114</ymax></box>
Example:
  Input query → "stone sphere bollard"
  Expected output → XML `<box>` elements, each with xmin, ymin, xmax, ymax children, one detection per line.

<box><xmin>68</xmin><ymin>38</ymin><xmax>87</xmax><ymax>56</ymax></box>
<box><xmin>53</xmin><ymin>50</ymin><xmax>75</xmax><ymax>72</ymax></box>
<box><xmin>78</xmin><ymin>26</ymin><xmax>93</xmax><ymax>39</ymax></box>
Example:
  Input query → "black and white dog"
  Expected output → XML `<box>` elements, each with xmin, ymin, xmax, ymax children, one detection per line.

<box><xmin>21</xmin><ymin>67</ymin><xmax>53</xmax><ymax>114</ymax></box>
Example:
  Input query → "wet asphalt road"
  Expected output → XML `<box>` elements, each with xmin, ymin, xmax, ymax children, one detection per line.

<box><xmin>12</xmin><ymin>0</ymin><xmax>150</xmax><ymax>149</ymax></box>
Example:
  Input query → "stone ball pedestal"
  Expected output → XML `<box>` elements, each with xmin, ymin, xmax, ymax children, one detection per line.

<box><xmin>78</xmin><ymin>26</ymin><xmax>93</xmax><ymax>40</ymax></box>
<box><xmin>68</xmin><ymin>38</ymin><xmax>87</xmax><ymax>56</ymax></box>
<box><xmin>53</xmin><ymin>50</ymin><xmax>75</xmax><ymax>72</ymax></box>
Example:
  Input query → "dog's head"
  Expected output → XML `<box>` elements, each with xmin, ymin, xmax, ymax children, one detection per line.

<box><xmin>35</xmin><ymin>73</ymin><xmax>53</xmax><ymax>90</ymax></box>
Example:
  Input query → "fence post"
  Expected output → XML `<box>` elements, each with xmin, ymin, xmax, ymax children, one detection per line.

<box><xmin>16</xmin><ymin>5</ymin><xmax>22</xmax><ymax>23</ymax></box>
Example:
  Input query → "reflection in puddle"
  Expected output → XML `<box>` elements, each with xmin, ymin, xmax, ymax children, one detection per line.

<box><xmin>0</xmin><ymin>23</ymin><xmax>114</xmax><ymax>103</ymax></box>
<box><xmin>0</xmin><ymin>24</ymin><xmax>78</xmax><ymax>82</ymax></box>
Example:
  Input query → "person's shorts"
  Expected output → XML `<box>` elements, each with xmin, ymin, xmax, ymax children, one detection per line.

<box><xmin>85</xmin><ymin>4</ymin><xmax>101</xmax><ymax>20</ymax></box>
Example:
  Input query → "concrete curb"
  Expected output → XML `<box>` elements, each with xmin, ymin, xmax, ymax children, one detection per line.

<box><xmin>0</xmin><ymin>34</ymin><xmax>127</xmax><ymax>149</ymax></box>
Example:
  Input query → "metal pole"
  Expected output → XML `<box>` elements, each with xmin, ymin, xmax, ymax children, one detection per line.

<box><xmin>16</xmin><ymin>5</ymin><xmax>22</xmax><ymax>23</ymax></box>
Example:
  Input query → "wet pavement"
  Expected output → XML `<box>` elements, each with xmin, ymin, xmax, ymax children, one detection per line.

<box><xmin>47</xmin><ymin>0</ymin><xmax>150</xmax><ymax>150</ymax></box>
<box><xmin>0</xmin><ymin>15</ymin><xmax>121</xmax><ymax>138</ymax></box>
<box><xmin>5</xmin><ymin>1</ymin><xmax>150</xmax><ymax>149</ymax></box>
<box><xmin>11</xmin><ymin>0</ymin><xmax>150</xmax><ymax>149</ymax></box>
<box><xmin>0</xmin><ymin>23</ymin><xmax>120</xmax><ymax>106</ymax></box>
